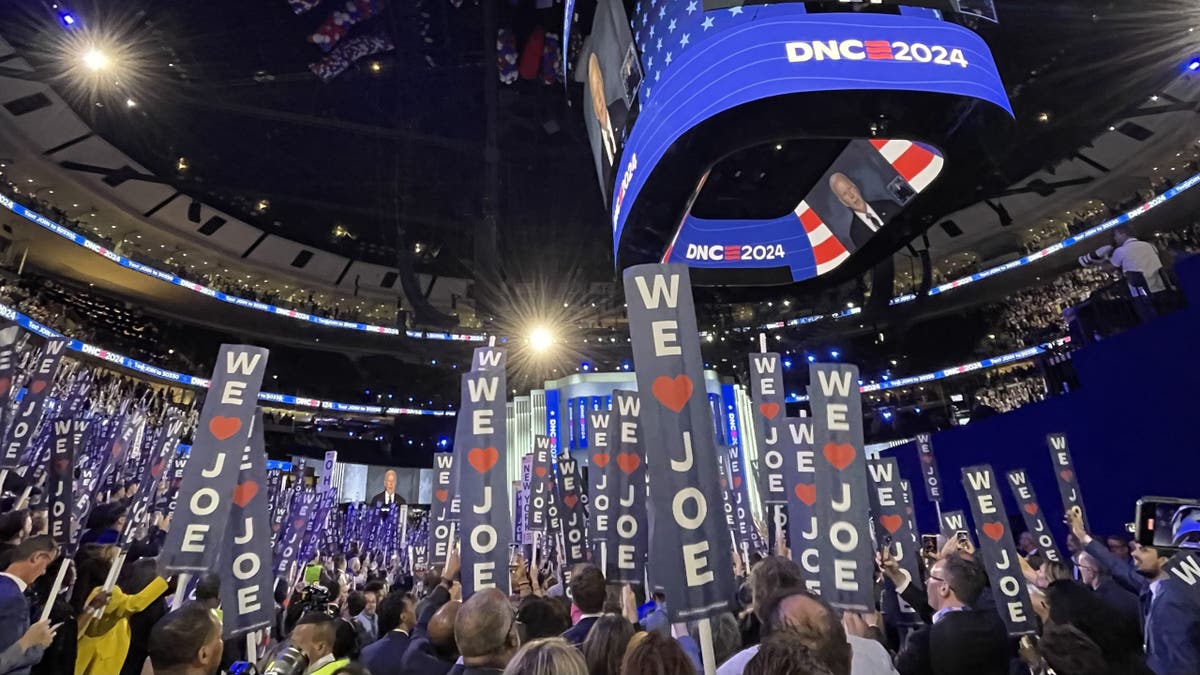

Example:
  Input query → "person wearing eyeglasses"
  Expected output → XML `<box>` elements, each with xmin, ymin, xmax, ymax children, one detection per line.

<box><xmin>1076</xmin><ymin>550</ymin><xmax>1141</xmax><ymax>625</ymax></box>
<box><xmin>893</xmin><ymin>553</ymin><xmax>1008</xmax><ymax>675</ymax></box>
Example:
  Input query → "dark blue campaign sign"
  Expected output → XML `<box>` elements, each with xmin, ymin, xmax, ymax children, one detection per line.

<box><xmin>587</xmin><ymin>411</ymin><xmax>615</xmax><ymax>562</ymax></box>
<box><xmin>608</xmin><ymin>391</ymin><xmax>648</xmax><ymax>585</ymax></box>
<box><xmin>612</xmin><ymin>8</ymin><xmax>1012</xmax><ymax>267</ymax></box>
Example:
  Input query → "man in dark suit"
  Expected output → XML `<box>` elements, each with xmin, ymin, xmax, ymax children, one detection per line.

<box><xmin>828</xmin><ymin>172</ymin><xmax>897</xmax><ymax>303</ymax></box>
<box><xmin>448</xmin><ymin>589</ymin><xmax>518</xmax><ymax>675</ymax></box>
<box><xmin>1071</xmin><ymin>509</ymin><xmax>1200</xmax><ymax>675</ymax></box>
<box><xmin>0</xmin><ymin>536</ymin><xmax>58</xmax><ymax>675</ymax></box>
<box><xmin>894</xmin><ymin>553</ymin><xmax>1010</xmax><ymax>675</ymax></box>
<box><xmin>371</xmin><ymin>470</ymin><xmax>406</xmax><ymax>509</ymax></box>
<box><xmin>561</xmin><ymin>563</ymin><xmax>605</xmax><ymax>645</ymax></box>
<box><xmin>401</xmin><ymin>600</ymin><xmax>459</xmax><ymax>675</ymax></box>
<box><xmin>360</xmin><ymin>591</ymin><xmax>416</xmax><ymax>674</ymax></box>
<box><xmin>1078</xmin><ymin>550</ymin><xmax>1142</xmax><ymax>624</ymax></box>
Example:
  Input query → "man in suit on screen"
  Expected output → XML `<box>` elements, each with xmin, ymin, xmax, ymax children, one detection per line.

<box><xmin>829</xmin><ymin>171</ymin><xmax>899</xmax><ymax>251</ymax></box>
<box><xmin>370</xmin><ymin>470</ymin><xmax>406</xmax><ymax>508</ymax></box>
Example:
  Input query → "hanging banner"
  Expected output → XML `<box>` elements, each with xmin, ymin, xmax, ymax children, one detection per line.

<box><xmin>808</xmin><ymin>362</ymin><xmax>873</xmax><ymax>611</ymax></box>
<box><xmin>160</xmin><ymin>345</ymin><xmax>269</xmax><ymax>573</ymax></box>
<box><xmin>782</xmin><ymin>416</ymin><xmax>819</xmax><ymax>591</ymax></box>
<box><xmin>1046</xmin><ymin>433</ymin><xmax>1089</xmax><ymax>532</ymax></box>
<box><xmin>609</xmin><ymin>390</ymin><xmax>648</xmax><ymax>585</ymax></box>
<box><xmin>1005</xmin><ymin>469</ymin><xmax>1063</xmax><ymax>564</ymax></box>
<box><xmin>961</xmin><ymin>465</ymin><xmax>1037</xmax><ymax>636</ymax></box>
<box><xmin>456</xmin><ymin>347</ymin><xmax>510</xmax><ymax>599</ymax></box>
<box><xmin>624</xmin><ymin>264</ymin><xmax>735</xmax><ymax>620</ymax></box>
<box><xmin>586</xmin><ymin>411</ymin><xmax>614</xmax><ymax>562</ymax></box>
<box><xmin>220</xmin><ymin>411</ymin><xmax>275</xmax><ymax>638</ymax></box>
<box><xmin>913</xmin><ymin>432</ymin><xmax>943</xmax><ymax>502</ymax></box>
<box><xmin>557</xmin><ymin>457</ymin><xmax>589</xmax><ymax>565</ymax></box>
<box><xmin>866</xmin><ymin>458</ymin><xmax>921</xmax><ymax>581</ymax></box>
<box><xmin>939</xmin><ymin>509</ymin><xmax>969</xmax><ymax>543</ymax></box>
<box><xmin>527</xmin><ymin>436</ymin><xmax>554</xmax><ymax>534</ymax></box>
<box><xmin>47</xmin><ymin>418</ymin><xmax>74</xmax><ymax>546</ymax></box>
<box><xmin>2</xmin><ymin>338</ymin><xmax>67</xmax><ymax>468</ymax></box>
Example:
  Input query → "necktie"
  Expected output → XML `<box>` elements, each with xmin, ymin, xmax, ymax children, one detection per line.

<box><xmin>869</xmin><ymin>214</ymin><xmax>883</xmax><ymax>231</ymax></box>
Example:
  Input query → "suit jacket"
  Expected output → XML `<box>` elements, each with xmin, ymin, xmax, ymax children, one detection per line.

<box><xmin>1094</xmin><ymin>577</ymin><xmax>1142</xmax><ymax>625</ymax></box>
<box><xmin>446</xmin><ymin>666</ymin><xmax>503</xmax><ymax>675</ymax></box>
<box><xmin>846</xmin><ymin>199</ymin><xmax>899</xmax><ymax>249</ymax></box>
<box><xmin>0</xmin><ymin>575</ymin><xmax>39</xmax><ymax>675</ymax></box>
<box><xmin>561</xmin><ymin>615</ymin><xmax>598</xmax><ymax>646</ymax></box>
<box><xmin>354</xmin><ymin>612</ymin><xmax>379</xmax><ymax>644</ymax></box>
<box><xmin>895</xmin><ymin>609</ymin><xmax>1009</xmax><ymax>675</ymax></box>
<box><xmin>400</xmin><ymin>636</ymin><xmax>454</xmax><ymax>675</ymax></box>
<box><xmin>370</xmin><ymin>491</ymin><xmax>406</xmax><ymax>508</ymax></box>
<box><xmin>360</xmin><ymin>630</ymin><xmax>411</xmax><ymax>675</ymax></box>
<box><xmin>1085</xmin><ymin>539</ymin><xmax>1200</xmax><ymax>675</ymax></box>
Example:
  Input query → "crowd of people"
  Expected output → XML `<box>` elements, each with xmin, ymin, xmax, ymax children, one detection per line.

<box><xmin>0</xmin><ymin>495</ymin><xmax>1192</xmax><ymax>675</ymax></box>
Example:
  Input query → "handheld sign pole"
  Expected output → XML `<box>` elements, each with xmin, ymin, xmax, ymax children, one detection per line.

<box><xmin>1005</xmin><ymin>469</ymin><xmax>1063</xmax><ymax>564</ymax></box>
<box><xmin>39</xmin><ymin>559</ymin><xmax>71</xmax><ymax>622</ymax></box>
<box><xmin>748</xmin><ymin>346</ymin><xmax>787</xmax><ymax>554</ymax></box>
<box><xmin>1046</xmin><ymin>434</ymin><xmax>1089</xmax><ymax>532</ymax></box>
<box><xmin>172</xmin><ymin>573</ymin><xmax>191</xmax><ymax>611</ymax></box>
<box><xmin>914</xmin><ymin>433</ymin><xmax>943</xmax><ymax>522</ymax></box>
<box><xmin>961</xmin><ymin>465</ymin><xmax>1037</xmax><ymax>636</ymax></box>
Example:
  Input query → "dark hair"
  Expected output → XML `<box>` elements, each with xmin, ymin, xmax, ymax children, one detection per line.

<box><xmin>1040</xmin><ymin>623</ymin><xmax>1109</xmax><ymax>675</ymax></box>
<box><xmin>333</xmin><ymin>618</ymin><xmax>361</xmax><ymax>659</ymax></box>
<box><xmin>363</xmin><ymin>579</ymin><xmax>386</xmax><ymax>595</ymax></box>
<box><xmin>690</xmin><ymin>611</ymin><xmax>741</xmax><ymax>666</ymax></box>
<box><xmin>758</xmin><ymin>587</ymin><xmax>852</xmax><ymax>675</ymax></box>
<box><xmin>620</xmin><ymin>630</ymin><xmax>695</xmax><ymax>675</ymax></box>
<box><xmin>377</xmin><ymin>591</ymin><xmax>413</xmax><ymax>634</ymax></box>
<box><xmin>70</xmin><ymin>545</ymin><xmax>112</xmax><ymax>614</ymax></box>
<box><xmin>9</xmin><ymin>534</ymin><xmax>55</xmax><ymax>565</ymax></box>
<box><xmin>516</xmin><ymin>595</ymin><xmax>570</xmax><ymax>640</ymax></box>
<box><xmin>148</xmin><ymin>602</ymin><xmax>219</xmax><ymax>671</ymax></box>
<box><xmin>581</xmin><ymin>614</ymin><xmax>634</xmax><ymax>675</ymax></box>
<box><xmin>745</xmin><ymin>631</ymin><xmax>834</xmax><ymax>675</ymax></box>
<box><xmin>942</xmin><ymin>553</ymin><xmax>988</xmax><ymax>606</ymax></box>
<box><xmin>118</xmin><ymin>557</ymin><xmax>161</xmax><ymax>595</ymax></box>
<box><xmin>568</xmin><ymin>564</ymin><xmax>606</xmax><ymax>614</ymax></box>
<box><xmin>750</xmin><ymin>556</ymin><xmax>804</xmax><ymax>620</ymax></box>
<box><xmin>1045</xmin><ymin>579</ymin><xmax>1144</xmax><ymax>664</ymax></box>
<box><xmin>195</xmin><ymin>573</ymin><xmax>221</xmax><ymax>602</ymax></box>
<box><xmin>0</xmin><ymin>509</ymin><xmax>28</xmax><ymax>541</ymax></box>
<box><xmin>347</xmin><ymin>591</ymin><xmax>367</xmax><ymax>617</ymax></box>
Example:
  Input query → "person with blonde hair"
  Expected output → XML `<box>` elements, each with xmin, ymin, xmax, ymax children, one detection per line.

<box><xmin>502</xmin><ymin>637</ymin><xmax>587</xmax><ymax>675</ymax></box>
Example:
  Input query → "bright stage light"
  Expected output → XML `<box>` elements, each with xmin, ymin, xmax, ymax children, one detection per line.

<box><xmin>81</xmin><ymin>48</ymin><xmax>109</xmax><ymax>71</ymax></box>
<box><xmin>529</xmin><ymin>327</ymin><xmax>555</xmax><ymax>352</ymax></box>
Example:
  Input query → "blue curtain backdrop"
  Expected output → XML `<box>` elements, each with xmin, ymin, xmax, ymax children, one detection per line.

<box><xmin>886</xmin><ymin>254</ymin><xmax>1200</xmax><ymax>543</ymax></box>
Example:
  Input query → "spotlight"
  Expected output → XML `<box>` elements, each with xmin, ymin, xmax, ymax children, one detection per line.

<box><xmin>81</xmin><ymin>48</ymin><xmax>109</xmax><ymax>72</ymax></box>
<box><xmin>830</xmin><ymin>350</ymin><xmax>840</xmax><ymax>359</ymax></box>
<box><xmin>783</xmin><ymin>359</ymin><xmax>792</xmax><ymax>369</ymax></box>
<box><xmin>806</xmin><ymin>355</ymin><xmax>816</xmax><ymax>363</ymax></box>
<box><xmin>60</xmin><ymin>13</ymin><xmax>77</xmax><ymax>27</ymax></box>
<box><xmin>369</xmin><ymin>61</ymin><xmax>382</xmax><ymax>73</ymax></box>
<box><xmin>529</xmin><ymin>326</ymin><xmax>555</xmax><ymax>352</ymax></box>
<box><xmin>1189</xmin><ymin>58</ymin><xmax>1200</xmax><ymax>72</ymax></box>
<box><xmin>124</xmin><ymin>98</ymin><xmax>136</xmax><ymax>108</ymax></box>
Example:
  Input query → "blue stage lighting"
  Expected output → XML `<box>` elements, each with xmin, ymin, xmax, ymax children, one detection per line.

<box><xmin>60</xmin><ymin>13</ymin><xmax>76</xmax><ymax>27</ymax></box>
<box><xmin>581</xmin><ymin>362</ymin><xmax>591</xmax><ymax>372</ymax></box>
<box><xmin>807</xmin><ymin>355</ymin><xmax>816</xmax><ymax>363</ymax></box>
<box><xmin>1189</xmin><ymin>58</ymin><xmax>1200</xmax><ymax>72</ymax></box>
<box><xmin>914</xmin><ymin>407</ymin><xmax>922</xmax><ymax>414</ymax></box>
<box><xmin>830</xmin><ymin>350</ymin><xmax>840</xmax><ymax>359</ymax></box>
<box><xmin>881</xmin><ymin>410</ymin><xmax>893</xmax><ymax>421</ymax></box>
<box><xmin>438</xmin><ymin>437</ymin><xmax>449</xmax><ymax>448</ymax></box>
<box><xmin>783</xmin><ymin>359</ymin><xmax>793</xmax><ymax>368</ymax></box>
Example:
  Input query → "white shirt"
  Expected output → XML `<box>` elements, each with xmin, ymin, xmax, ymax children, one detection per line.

<box><xmin>1110</xmin><ymin>238</ymin><xmax>1164</xmax><ymax>292</ymax></box>
<box><xmin>305</xmin><ymin>654</ymin><xmax>335</xmax><ymax>675</ymax></box>
<box><xmin>0</xmin><ymin>573</ymin><xmax>26</xmax><ymax>593</ymax></box>
<box><xmin>716</xmin><ymin>635</ymin><xmax>898</xmax><ymax>675</ymax></box>
<box><xmin>853</xmin><ymin>204</ymin><xmax>885</xmax><ymax>233</ymax></box>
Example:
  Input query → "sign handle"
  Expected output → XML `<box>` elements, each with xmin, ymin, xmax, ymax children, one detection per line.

<box><xmin>758</xmin><ymin>333</ymin><xmax>767</xmax><ymax>354</ymax></box>
<box><xmin>488</xmin><ymin>336</ymin><xmax>496</xmax><ymax>347</ymax></box>
<box><xmin>171</xmin><ymin>572</ymin><xmax>191</xmax><ymax>610</ymax></box>
<box><xmin>13</xmin><ymin>486</ymin><xmax>31</xmax><ymax>511</ymax></box>
<box><xmin>246</xmin><ymin>630</ymin><xmax>258</xmax><ymax>664</ymax></box>
<box><xmin>697</xmin><ymin>617</ymin><xmax>717</xmax><ymax>675</ymax></box>
<box><xmin>39</xmin><ymin>559</ymin><xmax>71</xmax><ymax>622</ymax></box>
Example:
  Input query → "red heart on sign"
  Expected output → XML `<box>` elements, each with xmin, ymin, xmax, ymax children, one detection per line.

<box><xmin>534</xmin><ymin>466</ymin><xmax>547</xmax><ymax>478</ymax></box>
<box><xmin>794</xmin><ymin>483</ymin><xmax>816</xmax><ymax>506</ymax></box>
<box><xmin>592</xmin><ymin>453</ymin><xmax>610</xmax><ymax>468</ymax></box>
<box><xmin>719</xmin><ymin>478</ymin><xmax>727</xmax><ymax>489</ymax></box>
<box><xmin>759</xmin><ymin>402</ymin><xmax>781</xmax><ymax>420</ymax></box>
<box><xmin>232</xmin><ymin>481</ymin><xmax>258</xmax><ymax>507</ymax></box>
<box><xmin>880</xmin><ymin>514</ymin><xmax>903</xmax><ymax>534</ymax></box>
<box><xmin>920</xmin><ymin>454</ymin><xmax>933</xmax><ymax>464</ymax></box>
<box><xmin>1024</xmin><ymin>503</ymin><xmax>1039</xmax><ymax>516</ymax></box>
<box><xmin>293</xmin><ymin>518</ymin><xmax>305</xmax><ymax>530</ymax></box>
<box><xmin>209</xmin><ymin>416</ymin><xmax>243</xmax><ymax>441</ymax></box>
<box><xmin>110</xmin><ymin>441</ymin><xmax>123</xmax><ymax>458</ymax></box>
<box><xmin>733</xmin><ymin>476</ymin><xmax>742</xmax><ymax>488</ymax></box>
<box><xmin>29</xmin><ymin>380</ymin><xmax>46</xmax><ymax>395</ymax></box>
<box><xmin>150</xmin><ymin>459</ymin><xmax>165</xmax><ymax>479</ymax></box>
<box><xmin>53</xmin><ymin>458</ymin><xmax>69</xmax><ymax>475</ymax></box>
<box><xmin>468</xmin><ymin>447</ymin><xmax>499</xmax><ymax>474</ymax></box>
<box><xmin>652</xmin><ymin>374</ymin><xmax>693</xmax><ymax>413</ymax></box>
<box><xmin>564</xmin><ymin>494</ymin><xmax>578</xmax><ymax>509</ymax></box>
<box><xmin>1059</xmin><ymin>469</ymin><xmax>1074</xmax><ymax>483</ymax></box>
<box><xmin>435</xmin><ymin>489</ymin><xmax>448</xmax><ymax>502</ymax></box>
<box><xmin>616</xmin><ymin>452</ymin><xmax>640</xmax><ymax>475</ymax></box>
<box><xmin>0</xmin><ymin>378</ymin><xmax>11</xmax><ymax>396</ymax></box>
<box><xmin>982</xmin><ymin>521</ymin><xmax>1005</xmax><ymax>542</ymax></box>
<box><xmin>822</xmin><ymin>443</ymin><xmax>856</xmax><ymax>471</ymax></box>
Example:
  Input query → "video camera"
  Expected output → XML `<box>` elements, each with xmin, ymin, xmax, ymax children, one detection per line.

<box><xmin>1131</xmin><ymin>497</ymin><xmax>1200</xmax><ymax>552</ymax></box>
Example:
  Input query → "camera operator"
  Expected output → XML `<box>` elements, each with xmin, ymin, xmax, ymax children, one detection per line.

<box><xmin>1067</xmin><ymin>508</ymin><xmax>1200</xmax><ymax>674</ymax></box>
<box><xmin>288</xmin><ymin>612</ymin><xmax>348</xmax><ymax>675</ymax></box>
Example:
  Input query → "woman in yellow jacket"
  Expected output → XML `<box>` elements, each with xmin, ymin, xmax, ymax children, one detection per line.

<box><xmin>72</xmin><ymin>545</ymin><xmax>169</xmax><ymax>675</ymax></box>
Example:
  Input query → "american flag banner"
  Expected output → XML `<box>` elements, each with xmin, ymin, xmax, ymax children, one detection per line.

<box><xmin>310</xmin><ymin>33</ymin><xmax>395</xmax><ymax>83</ymax></box>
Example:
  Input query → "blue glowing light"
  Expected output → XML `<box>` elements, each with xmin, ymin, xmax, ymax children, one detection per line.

<box><xmin>914</xmin><ymin>407</ymin><xmax>922</xmax><ymax>414</ymax></box>
<box><xmin>807</xmin><ymin>355</ymin><xmax>816</xmax><ymax>363</ymax></box>
<box><xmin>783</xmin><ymin>359</ymin><xmax>793</xmax><ymax>368</ymax></box>
<box><xmin>438</xmin><ymin>437</ymin><xmax>450</xmax><ymax>448</ymax></box>
<box><xmin>881</xmin><ymin>410</ymin><xmax>893</xmax><ymax>421</ymax></box>
<box><xmin>1189</xmin><ymin>58</ymin><xmax>1200</xmax><ymax>72</ymax></box>
<box><xmin>830</xmin><ymin>350</ymin><xmax>840</xmax><ymax>359</ymax></box>
<box><xmin>60</xmin><ymin>13</ymin><xmax>76</xmax><ymax>26</ymax></box>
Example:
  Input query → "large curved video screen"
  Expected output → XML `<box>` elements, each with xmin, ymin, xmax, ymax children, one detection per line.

<box><xmin>581</xmin><ymin>1</ymin><xmax>1012</xmax><ymax>285</ymax></box>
